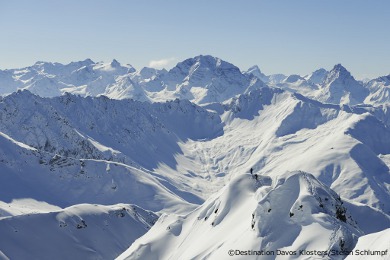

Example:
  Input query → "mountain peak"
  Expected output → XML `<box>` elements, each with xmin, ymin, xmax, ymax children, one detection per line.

<box><xmin>248</xmin><ymin>65</ymin><xmax>260</xmax><ymax>71</ymax></box>
<box><xmin>305</xmin><ymin>68</ymin><xmax>328</xmax><ymax>84</ymax></box>
<box><xmin>178</xmin><ymin>55</ymin><xmax>233</xmax><ymax>70</ymax></box>
<box><xmin>246</xmin><ymin>65</ymin><xmax>263</xmax><ymax>75</ymax></box>
<box><xmin>110</xmin><ymin>59</ymin><xmax>121</xmax><ymax>68</ymax></box>
<box><xmin>326</xmin><ymin>64</ymin><xmax>354</xmax><ymax>81</ymax></box>
<box><xmin>313</xmin><ymin>68</ymin><xmax>327</xmax><ymax>74</ymax></box>
<box><xmin>332</xmin><ymin>63</ymin><xmax>349</xmax><ymax>74</ymax></box>
<box><xmin>318</xmin><ymin>63</ymin><xmax>368</xmax><ymax>105</ymax></box>
<box><xmin>67</xmin><ymin>59</ymin><xmax>95</xmax><ymax>68</ymax></box>
<box><xmin>82</xmin><ymin>58</ymin><xmax>95</xmax><ymax>65</ymax></box>
<box><xmin>244</xmin><ymin>65</ymin><xmax>268</xmax><ymax>83</ymax></box>
<box><xmin>170</xmin><ymin>55</ymin><xmax>239</xmax><ymax>78</ymax></box>
<box><xmin>284</xmin><ymin>74</ymin><xmax>304</xmax><ymax>83</ymax></box>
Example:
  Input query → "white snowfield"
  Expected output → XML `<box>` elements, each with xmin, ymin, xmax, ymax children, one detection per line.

<box><xmin>0</xmin><ymin>204</ymin><xmax>158</xmax><ymax>260</ymax></box>
<box><xmin>118</xmin><ymin>172</ymin><xmax>366</xmax><ymax>260</ymax></box>
<box><xmin>0</xmin><ymin>55</ymin><xmax>389</xmax><ymax>259</ymax></box>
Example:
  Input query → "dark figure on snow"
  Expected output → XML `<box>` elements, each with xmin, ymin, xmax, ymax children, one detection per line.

<box><xmin>250</xmin><ymin>168</ymin><xmax>253</xmax><ymax>175</ymax></box>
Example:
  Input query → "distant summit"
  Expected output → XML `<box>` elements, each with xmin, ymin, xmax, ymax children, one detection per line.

<box><xmin>244</xmin><ymin>65</ymin><xmax>268</xmax><ymax>83</ymax></box>
<box><xmin>305</xmin><ymin>68</ymin><xmax>328</xmax><ymax>85</ymax></box>
<box><xmin>317</xmin><ymin>64</ymin><xmax>369</xmax><ymax>105</ymax></box>
<box><xmin>0</xmin><ymin>57</ymin><xmax>388</xmax><ymax>106</ymax></box>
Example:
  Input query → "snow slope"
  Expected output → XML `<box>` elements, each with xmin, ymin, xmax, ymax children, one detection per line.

<box><xmin>315</xmin><ymin>64</ymin><xmax>369</xmax><ymax>105</ymax></box>
<box><xmin>0</xmin><ymin>55</ymin><xmax>266</xmax><ymax>105</ymax></box>
<box><xmin>118</xmin><ymin>172</ymin><xmax>363</xmax><ymax>260</ymax></box>
<box><xmin>1</xmin><ymin>56</ymin><xmax>389</xmax><ymax>106</ymax></box>
<box><xmin>0</xmin><ymin>128</ymin><xmax>196</xmax><ymax>215</ymax></box>
<box><xmin>364</xmin><ymin>75</ymin><xmax>390</xmax><ymax>105</ymax></box>
<box><xmin>345</xmin><ymin>228</ymin><xmax>390</xmax><ymax>259</ymax></box>
<box><xmin>140</xmin><ymin>55</ymin><xmax>266</xmax><ymax>104</ymax></box>
<box><xmin>0</xmin><ymin>56</ymin><xmax>389</xmax><ymax>259</ymax></box>
<box><xmin>0</xmin><ymin>203</ymin><xmax>157</xmax><ymax>260</ymax></box>
<box><xmin>170</xmin><ymin>88</ymin><xmax>390</xmax><ymax>214</ymax></box>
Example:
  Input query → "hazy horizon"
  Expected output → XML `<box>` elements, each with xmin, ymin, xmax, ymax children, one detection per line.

<box><xmin>1</xmin><ymin>0</ymin><xmax>389</xmax><ymax>79</ymax></box>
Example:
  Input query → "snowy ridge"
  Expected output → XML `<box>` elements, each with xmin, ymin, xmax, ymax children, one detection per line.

<box><xmin>0</xmin><ymin>56</ymin><xmax>389</xmax><ymax>259</ymax></box>
<box><xmin>0</xmin><ymin>91</ymin><xmax>223</xmax><ymax>169</ymax></box>
<box><xmin>316</xmin><ymin>64</ymin><xmax>369</xmax><ymax>105</ymax></box>
<box><xmin>200</xmin><ymin>88</ymin><xmax>390</xmax><ymax>213</ymax></box>
<box><xmin>0</xmin><ymin>130</ymin><xmax>197</xmax><ymax>215</ymax></box>
<box><xmin>0</xmin><ymin>55</ymin><xmax>266</xmax><ymax>105</ymax></box>
<box><xmin>0</xmin><ymin>203</ymin><xmax>158</xmax><ymax>260</ymax></box>
<box><xmin>345</xmin><ymin>228</ymin><xmax>390</xmax><ymax>259</ymax></box>
<box><xmin>364</xmin><ymin>75</ymin><xmax>390</xmax><ymax>105</ymax></box>
<box><xmin>1</xmin><ymin>55</ymin><xmax>390</xmax><ymax>105</ymax></box>
<box><xmin>118</xmin><ymin>172</ymin><xmax>365</xmax><ymax>260</ymax></box>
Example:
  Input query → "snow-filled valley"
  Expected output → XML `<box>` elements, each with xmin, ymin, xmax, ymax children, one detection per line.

<box><xmin>0</xmin><ymin>55</ymin><xmax>389</xmax><ymax>259</ymax></box>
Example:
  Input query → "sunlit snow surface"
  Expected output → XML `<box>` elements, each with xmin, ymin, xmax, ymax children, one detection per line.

<box><xmin>0</xmin><ymin>56</ymin><xmax>389</xmax><ymax>259</ymax></box>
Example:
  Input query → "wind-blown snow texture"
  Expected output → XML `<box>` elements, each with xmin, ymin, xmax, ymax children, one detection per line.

<box><xmin>0</xmin><ymin>55</ymin><xmax>389</xmax><ymax>259</ymax></box>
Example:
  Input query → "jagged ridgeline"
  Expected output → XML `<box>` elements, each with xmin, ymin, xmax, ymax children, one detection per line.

<box><xmin>0</xmin><ymin>56</ymin><xmax>389</xmax><ymax>259</ymax></box>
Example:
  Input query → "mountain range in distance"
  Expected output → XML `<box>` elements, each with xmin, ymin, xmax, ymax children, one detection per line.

<box><xmin>1</xmin><ymin>55</ymin><xmax>389</xmax><ymax>106</ymax></box>
<box><xmin>0</xmin><ymin>55</ymin><xmax>389</xmax><ymax>259</ymax></box>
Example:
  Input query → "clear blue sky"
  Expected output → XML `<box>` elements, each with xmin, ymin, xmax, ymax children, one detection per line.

<box><xmin>1</xmin><ymin>0</ymin><xmax>389</xmax><ymax>79</ymax></box>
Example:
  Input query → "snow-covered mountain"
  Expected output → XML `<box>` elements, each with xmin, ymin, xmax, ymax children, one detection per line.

<box><xmin>2</xmin><ymin>56</ymin><xmax>389</xmax><ymax>106</ymax></box>
<box><xmin>0</xmin><ymin>59</ymin><xmax>135</xmax><ymax>98</ymax></box>
<box><xmin>315</xmin><ymin>64</ymin><xmax>369</xmax><ymax>105</ymax></box>
<box><xmin>0</xmin><ymin>56</ymin><xmax>389</xmax><ymax>259</ymax></box>
<box><xmin>0</xmin><ymin>203</ymin><xmax>158</xmax><ymax>259</ymax></box>
<box><xmin>247</xmin><ymin>64</ymin><xmax>390</xmax><ymax>107</ymax></box>
<box><xmin>119</xmin><ymin>172</ymin><xmax>388</xmax><ymax>260</ymax></box>
<box><xmin>0</xmin><ymin>55</ymin><xmax>266</xmax><ymax>105</ymax></box>
<box><xmin>304</xmin><ymin>68</ymin><xmax>329</xmax><ymax>85</ymax></box>
<box><xmin>138</xmin><ymin>55</ymin><xmax>266</xmax><ymax>104</ymax></box>
<box><xmin>364</xmin><ymin>75</ymin><xmax>390</xmax><ymax>105</ymax></box>
<box><xmin>244</xmin><ymin>65</ymin><xmax>288</xmax><ymax>85</ymax></box>
<box><xmin>346</xmin><ymin>228</ymin><xmax>390</xmax><ymax>259</ymax></box>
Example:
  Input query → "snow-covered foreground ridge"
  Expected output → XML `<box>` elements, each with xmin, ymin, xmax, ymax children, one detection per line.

<box><xmin>0</xmin><ymin>204</ymin><xmax>158</xmax><ymax>260</ymax></box>
<box><xmin>0</xmin><ymin>56</ymin><xmax>389</xmax><ymax>259</ymax></box>
<box><xmin>119</xmin><ymin>172</ymin><xmax>387</xmax><ymax>260</ymax></box>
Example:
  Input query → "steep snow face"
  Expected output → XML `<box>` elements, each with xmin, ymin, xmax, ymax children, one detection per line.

<box><xmin>0</xmin><ymin>129</ymin><xmax>197</xmax><ymax>214</ymax></box>
<box><xmin>170</xmin><ymin>87</ymin><xmax>390</xmax><ymax>213</ymax></box>
<box><xmin>0</xmin><ymin>91</ymin><xmax>222</xmax><ymax>168</ymax></box>
<box><xmin>0</xmin><ymin>56</ymin><xmax>267</xmax><ymax>105</ymax></box>
<box><xmin>142</xmin><ymin>55</ymin><xmax>266</xmax><ymax>104</ymax></box>
<box><xmin>364</xmin><ymin>75</ymin><xmax>390</xmax><ymax>105</ymax></box>
<box><xmin>1</xmin><ymin>88</ymin><xmax>388</xmax><ymax>213</ymax></box>
<box><xmin>273</xmin><ymin>75</ymin><xmax>319</xmax><ymax>98</ymax></box>
<box><xmin>2</xmin><ymin>57</ymin><xmax>389</xmax><ymax>106</ymax></box>
<box><xmin>244</xmin><ymin>65</ymin><xmax>269</xmax><ymax>83</ymax></box>
<box><xmin>0</xmin><ymin>204</ymin><xmax>158</xmax><ymax>260</ymax></box>
<box><xmin>0</xmin><ymin>70</ymin><xmax>25</xmax><ymax>95</ymax></box>
<box><xmin>267</xmin><ymin>74</ymin><xmax>288</xmax><ymax>84</ymax></box>
<box><xmin>316</xmin><ymin>64</ymin><xmax>369</xmax><ymax>105</ymax></box>
<box><xmin>118</xmin><ymin>172</ymin><xmax>362</xmax><ymax>260</ymax></box>
<box><xmin>345</xmin><ymin>228</ymin><xmax>390</xmax><ymax>260</ymax></box>
<box><xmin>0</xmin><ymin>59</ymin><xmax>136</xmax><ymax>98</ymax></box>
<box><xmin>0</xmin><ymin>91</ymin><xmax>228</xmax><ymax>213</ymax></box>
<box><xmin>284</xmin><ymin>74</ymin><xmax>305</xmax><ymax>83</ymax></box>
<box><xmin>270</xmin><ymin>65</ymin><xmax>373</xmax><ymax>106</ymax></box>
<box><xmin>305</xmin><ymin>68</ymin><xmax>328</xmax><ymax>85</ymax></box>
<box><xmin>104</xmin><ymin>75</ymin><xmax>149</xmax><ymax>102</ymax></box>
